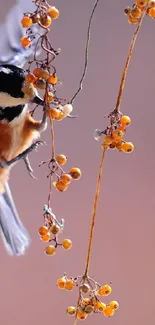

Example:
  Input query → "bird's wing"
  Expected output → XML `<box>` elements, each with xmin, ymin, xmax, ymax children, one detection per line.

<box><xmin>0</xmin><ymin>0</ymin><xmax>42</xmax><ymax>67</ymax></box>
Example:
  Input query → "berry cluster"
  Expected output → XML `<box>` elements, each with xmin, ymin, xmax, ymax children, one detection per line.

<box><xmin>57</xmin><ymin>275</ymin><xmax>119</xmax><ymax>320</ymax></box>
<box><xmin>20</xmin><ymin>5</ymin><xmax>59</xmax><ymax>47</ymax></box>
<box><xmin>38</xmin><ymin>206</ymin><xmax>72</xmax><ymax>256</ymax></box>
<box><xmin>124</xmin><ymin>0</ymin><xmax>155</xmax><ymax>24</ymax></box>
<box><xmin>94</xmin><ymin>112</ymin><xmax>134</xmax><ymax>153</ymax></box>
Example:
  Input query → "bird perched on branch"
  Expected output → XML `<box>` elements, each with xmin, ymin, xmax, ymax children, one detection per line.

<box><xmin>0</xmin><ymin>0</ymin><xmax>47</xmax><ymax>256</ymax></box>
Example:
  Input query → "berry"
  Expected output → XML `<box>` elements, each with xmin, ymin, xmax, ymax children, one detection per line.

<box><xmin>80</xmin><ymin>283</ymin><xmax>90</xmax><ymax>294</ymax></box>
<box><xmin>93</xmin><ymin>301</ymin><xmax>106</xmax><ymax>311</ymax></box>
<box><xmin>112</xmin><ymin>129</ymin><xmax>124</xmax><ymax>140</ymax></box>
<box><xmin>33</xmin><ymin>68</ymin><xmax>42</xmax><ymax>77</ymax></box>
<box><xmin>82</xmin><ymin>298</ymin><xmax>91</xmax><ymax>306</ymax></box>
<box><xmin>21</xmin><ymin>16</ymin><xmax>32</xmax><ymax>28</ymax></box>
<box><xmin>116</xmin><ymin>141</ymin><xmax>124</xmax><ymax>151</ymax></box>
<box><xmin>130</xmin><ymin>7</ymin><xmax>142</xmax><ymax>18</ymax></box>
<box><xmin>148</xmin><ymin>0</ymin><xmax>155</xmax><ymax>6</ymax></box>
<box><xmin>124</xmin><ymin>7</ymin><xmax>131</xmax><ymax>15</ymax></box>
<box><xmin>62</xmin><ymin>104</ymin><xmax>73</xmax><ymax>117</ymax></box>
<box><xmin>40</xmin><ymin>15</ymin><xmax>52</xmax><ymax>27</ymax></box>
<box><xmin>62</xmin><ymin>239</ymin><xmax>72</xmax><ymax>250</ymax></box>
<box><xmin>39</xmin><ymin>69</ymin><xmax>50</xmax><ymax>80</ymax></box>
<box><xmin>44</xmin><ymin>92</ymin><xmax>54</xmax><ymax>103</ymax></box>
<box><xmin>65</xmin><ymin>279</ymin><xmax>76</xmax><ymax>291</ymax></box>
<box><xmin>60</xmin><ymin>173</ymin><xmax>72</xmax><ymax>184</ymax></box>
<box><xmin>35</xmin><ymin>78</ymin><xmax>46</xmax><ymax>89</ymax></box>
<box><xmin>55</xmin><ymin>111</ymin><xmax>64</xmax><ymax>121</ymax></box>
<box><xmin>109</xmin><ymin>301</ymin><xmax>119</xmax><ymax>310</ymax></box>
<box><xmin>56</xmin><ymin>180</ymin><xmax>68</xmax><ymax>192</ymax></box>
<box><xmin>45</xmin><ymin>245</ymin><xmax>56</xmax><ymax>256</ymax></box>
<box><xmin>69</xmin><ymin>167</ymin><xmax>81</xmax><ymax>180</ymax></box>
<box><xmin>57</xmin><ymin>277</ymin><xmax>66</xmax><ymax>289</ymax></box>
<box><xmin>122</xmin><ymin>142</ymin><xmax>134</xmax><ymax>153</ymax></box>
<box><xmin>50</xmin><ymin>224</ymin><xmax>60</xmax><ymax>235</ymax></box>
<box><xmin>38</xmin><ymin>225</ymin><xmax>49</xmax><ymax>236</ymax></box>
<box><xmin>120</xmin><ymin>115</ymin><xmax>131</xmax><ymax>126</ymax></box>
<box><xmin>40</xmin><ymin>232</ymin><xmax>51</xmax><ymax>242</ymax></box>
<box><xmin>66</xmin><ymin>306</ymin><xmax>76</xmax><ymax>316</ymax></box>
<box><xmin>48</xmin><ymin>73</ymin><xmax>58</xmax><ymax>84</ymax></box>
<box><xmin>25</xmin><ymin>73</ymin><xmax>37</xmax><ymax>84</ymax></box>
<box><xmin>77</xmin><ymin>311</ymin><xmax>88</xmax><ymax>320</ymax></box>
<box><xmin>97</xmin><ymin>285</ymin><xmax>112</xmax><ymax>296</ymax></box>
<box><xmin>48</xmin><ymin>6</ymin><xmax>60</xmax><ymax>19</ymax></box>
<box><xmin>85</xmin><ymin>305</ymin><xmax>94</xmax><ymax>314</ymax></box>
<box><xmin>147</xmin><ymin>6</ymin><xmax>155</xmax><ymax>17</ymax></box>
<box><xmin>128</xmin><ymin>15</ymin><xmax>138</xmax><ymax>24</ymax></box>
<box><xmin>48</xmin><ymin>108</ymin><xmax>61</xmax><ymax>120</ymax></box>
<box><xmin>103</xmin><ymin>306</ymin><xmax>115</xmax><ymax>317</ymax></box>
<box><xmin>56</xmin><ymin>154</ymin><xmax>67</xmax><ymax>165</ymax></box>
<box><xmin>104</xmin><ymin>135</ymin><xmax>113</xmax><ymax>145</ymax></box>
<box><xmin>136</xmin><ymin>0</ymin><xmax>148</xmax><ymax>7</ymax></box>
<box><xmin>20</xmin><ymin>36</ymin><xmax>31</xmax><ymax>47</ymax></box>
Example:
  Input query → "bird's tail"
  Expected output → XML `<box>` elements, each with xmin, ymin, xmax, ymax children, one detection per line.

<box><xmin>0</xmin><ymin>183</ymin><xmax>31</xmax><ymax>256</ymax></box>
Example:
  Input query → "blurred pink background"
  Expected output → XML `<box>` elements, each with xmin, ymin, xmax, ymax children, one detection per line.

<box><xmin>0</xmin><ymin>0</ymin><xmax>155</xmax><ymax>324</ymax></box>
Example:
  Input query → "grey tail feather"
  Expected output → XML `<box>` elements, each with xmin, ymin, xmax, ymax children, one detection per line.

<box><xmin>0</xmin><ymin>183</ymin><xmax>31</xmax><ymax>256</ymax></box>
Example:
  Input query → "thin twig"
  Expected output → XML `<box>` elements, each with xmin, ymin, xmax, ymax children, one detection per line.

<box><xmin>115</xmin><ymin>7</ymin><xmax>147</xmax><ymax>113</ymax></box>
<box><xmin>70</xmin><ymin>0</ymin><xmax>100</xmax><ymax>104</ymax></box>
<box><xmin>50</xmin><ymin>117</ymin><xmax>55</xmax><ymax>160</ymax></box>
<box><xmin>84</xmin><ymin>148</ymin><xmax>106</xmax><ymax>276</ymax></box>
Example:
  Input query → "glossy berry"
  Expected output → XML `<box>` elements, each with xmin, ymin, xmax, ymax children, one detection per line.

<box><xmin>109</xmin><ymin>301</ymin><xmax>119</xmax><ymax>310</ymax></box>
<box><xmin>112</xmin><ymin>130</ymin><xmax>124</xmax><ymax>141</ymax></box>
<box><xmin>69</xmin><ymin>167</ymin><xmax>81</xmax><ymax>180</ymax></box>
<box><xmin>56</xmin><ymin>180</ymin><xmax>68</xmax><ymax>192</ymax></box>
<box><xmin>21</xmin><ymin>16</ymin><xmax>32</xmax><ymax>28</ymax></box>
<box><xmin>136</xmin><ymin>0</ymin><xmax>148</xmax><ymax>7</ymax></box>
<box><xmin>147</xmin><ymin>6</ymin><xmax>155</xmax><ymax>17</ymax></box>
<box><xmin>44</xmin><ymin>92</ymin><xmax>54</xmax><ymax>103</ymax></box>
<box><xmin>116</xmin><ymin>141</ymin><xmax>124</xmax><ymax>151</ymax></box>
<box><xmin>77</xmin><ymin>311</ymin><xmax>88</xmax><ymax>320</ymax></box>
<box><xmin>40</xmin><ymin>15</ymin><xmax>52</xmax><ymax>27</ymax></box>
<box><xmin>50</xmin><ymin>224</ymin><xmax>60</xmax><ymax>235</ymax></box>
<box><xmin>57</xmin><ymin>277</ymin><xmax>66</xmax><ymax>289</ymax></box>
<box><xmin>104</xmin><ymin>135</ymin><xmax>113</xmax><ymax>145</ymax></box>
<box><xmin>82</xmin><ymin>298</ymin><xmax>91</xmax><ymax>306</ymax></box>
<box><xmin>48</xmin><ymin>73</ymin><xmax>58</xmax><ymax>84</ymax></box>
<box><xmin>62</xmin><ymin>239</ymin><xmax>72</xmax><ymax>250</ymax></box>
<box><xmin>93</xmin><ymin>300</ymin><xmax>106</xmax><ymax>311</ymax></box>
<box><xmin>130</xmin><ymin>7</ymin><xmax>142</xmax><ymax>18</ymax></box>
<box><xmin>40</xmin><ymin>232</ymin><xmax>51</xmax><ymax>242</ymax></box>
<box><xmin>85</xmin><ymin>305</ymin><xmax>94</xmax><ymax>314</ymax></box>
<box><xmin>122</xmin><ymin>142</ymin><xmax>134</xmax><ymax>153</ymax></box>
<box><xmin>120</xmin><ymin>115</ymin><xmax>131</xmax><ymax>126</ymax></box>
<box><xmin>38</xmin><ymin>225</ymin><xmax>49</xmax><ymax>236</ymax></box>
<box><xmin>55</xmin><ymin>111</ymin><xmax>64</xmax><ymax>121</ymax></box>
<box><xmin>128</xmin><ymin>15</ymin><xmax>138</xmax><ymax>24</ymax></box>
<box><xmin>48</xmin><ymin>6</ymin><xmax>60</xmax><ymax>19</ymax></box>
<box><xmin>35</xmin><ymin>78</ymin><xmax>46</xmax><ymax>89</ymax></box>
<box><xmin>20</xmin><ymin>36</ymin><xmax>31</xmax><ymax>47</ymax></box>
<box><xmin>65</xmin><ymin>279</ymin><xmax>76</xmax><ymax>291</ymax></box>
<box><xmin>97</xmin><ymin>285</ymin><xmax>112</xmax><ymax>296</ymax></box>
<box><xmin>148</xmin><ymin>0</ymin><xmax>155</xmax><ymax>6</ymax></box>
<box><xmin>80</xmin><ymin>283</ymin><xmax>90</xmax><ymax>294</ymax></box>
<box><xmin>39</xmin><ymin>69</ymin><xmax>50</xmax><ymax>80</ymax></box>
<box><xmin>25</xmin><ymin>73</ymin><xmax>37</xmax><ymax>84</ymax></box>
<box><xmin>103</xmin><ymin>306</ymin><xmax>115</xmax><ymax>317</ymax></box>
<box><xmin>60</xmin><ymin>173</ymin><xmax>72</xmax><ymax>184</ymax></box>
<box><xmin>33</xmin><ymin>68</ymin><xmax>42</xmax><ymax>77</ymax></box>
<box><xmin>56</xmin><ymin>154</ymin><xmax>67</xmax><ymax>165</ymax></box>
<box><xmin>66</xmin><ymin>306</ymin><xmax>76</xmax><ymax>316</ymax></box>
<box><xmin>48</xmin><ymin>108</ymin><xmax>60</xmax><ymax>120</ymax></box>
<box><xmin>45</xmin><ymin>245</ymin><xmax>56</xmax><ymax>256</ymax></box>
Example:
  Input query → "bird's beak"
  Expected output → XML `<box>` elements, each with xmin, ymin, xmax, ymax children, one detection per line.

<box><xmin>31</xmin><ymin>95</ymin><xmax>44</xmax><ymax>106</ymax></box>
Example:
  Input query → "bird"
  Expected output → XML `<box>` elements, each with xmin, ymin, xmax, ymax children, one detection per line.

<box><xmin>0</xmin><ymin>0</ymin><xmax>47</xmax><ymax>256</ymax></box>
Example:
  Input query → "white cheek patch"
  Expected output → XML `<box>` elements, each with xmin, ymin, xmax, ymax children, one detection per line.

<box><xmin>0</xmin><ymin>67</ymin><xmax>12</xmax><ymax>74</ymax></box>
<box><xmin>0</xmin><ymin>92</ymin><xmax>29</xmax><ymax>107</ymax></box>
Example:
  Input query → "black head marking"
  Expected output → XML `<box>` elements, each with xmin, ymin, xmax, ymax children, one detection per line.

<box><xmin>0</xmin><ymin>105</ymin><xmax>25</xmax><ymax>122</ymax></box>
<box><xmin>0</xmin><ymin>64</ymin><xmax>26</xmax><ymax>98</ymax></box>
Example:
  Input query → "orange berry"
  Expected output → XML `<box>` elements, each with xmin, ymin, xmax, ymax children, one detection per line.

<box><xmin>120</xmin><ymin>115</ymin><xmax>131</xmax><ymax>126</ymax></box>
<box><xmin>118</xmin><ymin>124</ymin><xmax>126</xmax><ymax>132</ymax></box>
<box><xmin>40</xmin><ymin>15</ymin><xmax>52</xmax><ymax>27</ymax></box>
<box><xmin>97</xmin><ymin>285</ymin><xmax>112</xmax><ymax>296</ymax></box>
<box><xmin>65</xmin><ymin>279</ymin><xmax>76</xmax><ymax>291</ymax></box>
<box><xmin>35</xmin><ymin>78</ymin><xmax>46</xmax><ymax>89</ymax></box>
<box><xmin>21</xmin><ymin>16</ymin><xmax>32</xmax><ymax>28</ymax></box>
<box><xmin>66</xmin><ymin>306</ymin><xmax>76</xmax><ymax>316</ymax></box>
<box><xmin>116</xmin><ymin>141</ymin><xmax>124</xmax><ymax>151</ymax></box>
<box><xmin>48</xmin><ymin>108</ymin><xmax>60</xmax><ymax>120</ymax></box>
<box><xmin>60</xmin><ymin>173</ymin><xmax>72</xmax><ymax>184</ymax></box>
<box><xmin>109</xmin><ymin>301</ymin><xmax>119</xmax><ymax>310</ymax></box>
<box><xmin>62</xmin><ymin>239</ymin><xmax>72</xmax><ymax>250</ymax></box>
<box><xmin>130</xmin><ymin>7</ymin><xmax>142</xmax><ymax>18</ymax></box>
<box><xmin>82</xmin><ymin>298</ymin><xmax>91</xmax><ymax>306</ymax></box>
<box><xmin>40</xmin><ymin>232</ymin><xmax>51</xmax><ymax>242</ymax></box>
<box><xmin>85</xmin><ymin>305</ymin><xmax>94</xmax><ymax>314</ymax></box>
<box><xmin>38</xmin><ymin>225</ymin><xmax>49</xmax><ymax>236</ymax></box>
<box><xmin>147</xmin><ymin>6</ymin><xmax>155</xmax><ymax>17</ymax></box>
<box><xmin>148</xmin><ymin>0</ymin><xmax>155</xmax><ymax>6</ymax></box>
<box><xmin>55</xmin><ymin>110</ymin><xmax>64</xmax><ymax>121</ymax></box>
<box><xmin>77</xmin><ymin>310</ymin><xmax>88</xmax><ymax>320</ymax></box>
<box><xmin>128</xmin><ymin>15</ymin><xmax>138</xmax><ymax>24</ymax></box>
<box><xmin>103</xmin><ymin>306</ymin><xmax>115</xmax><ymax>317</ymax></box>
<box><xmin>56</xmin><ymin>180</ymin><xmax>68</xmax><ymax>192</ymax></box>
<box><xmin>136</xmin><ymin>0</ymin><xmax>148</xmax><ymax>7</ymax></box>
<box><xmin>25</xmin><ymin>73</ymin><xmax>37</xmax><ymax>84</ymax></box>
<box><xmin>112</xmin><ymin>129</ymin><xmax>124</xmax><ymax>141</ymax></box>
<box><xmin>56</xmin><ymin>154</ymin><xmax>67</xmax><ymax>165</ymax></box>
<box><xmin>50</xmin><ymin>224</ymin><xmax>60</xmax><ymax>235</ymax></box>
<box><xmin>69</xmin><ymin>167</ymin><xmax>81</xmax><ymax>180</ymax></box>
<box><xmin>33</xmin><ymin>68</ymin><xmax>42</xmax><ymax>77</ymax></box>
<box><xmin>93</xmin><ymin>301</ymin><xmax>106</xmax><ymax>311</ymax></box>
<box><xmin>57</xmin><ymin>277</ymin><xmax>66</xmax><ymax>289</ymax></box>
<box><xmin>39</xmin><ymin>69</ymin><xmax>50</xmax><ymax>80</ymax></box>
<box><xmin>48</xmin><ymin>6</ymin><xmax>60</xmax><ymax>19</ymax></box>
<box><xmin>48</xmin><ymin>73</ymin><xmax>58</xmax><ymax>84</ymax></box>
<box><xmin>20</xmin><ymin>36</ymin><xmax>31</xmax><ymax>47</ymax></box>
<box><xmin>44</xmin><ymin>92</ymin><xmax>54</xmax><ymax>103</ymax></box>
<box><xmin>45</xmin><ymin>245</ymin><xmax>56</xmax><ymax>256</ymax></box>
<box><xmin>104</xmin><ymin>135</ymin><xmax>113</xmax><ymax>145</ymax></box>
<box><xmin>122</xmin><ymin>142</ymin><xmax>134</xmax><ymax>153</ymax></box>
